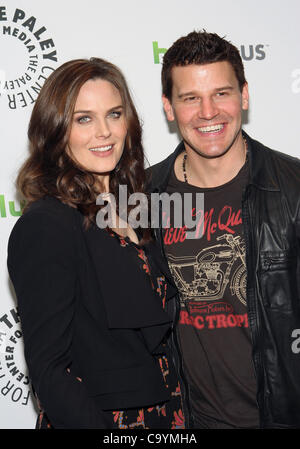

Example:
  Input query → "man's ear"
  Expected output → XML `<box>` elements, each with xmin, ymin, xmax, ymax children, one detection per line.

<box><xmin>241</xmin><ymin>82</ymin><xmax>249</xmax><ymax>111</ymax></box>
<box><xmin>162</xmin><ymin>95</ymin><xmax>175</xmax><ymax>121</ymax></box>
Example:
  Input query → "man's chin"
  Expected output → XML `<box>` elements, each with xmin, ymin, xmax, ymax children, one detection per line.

<box><xmin>186</xmin><ymin>143</ymin><xmax>232</xmax><ymax>160</ymax></box>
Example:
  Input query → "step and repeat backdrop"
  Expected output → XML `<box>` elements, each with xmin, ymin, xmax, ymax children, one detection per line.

<box><xmin>0</xmin><ymin>0</ymin><xmax>299</xmax><ymax>429</ymax></box>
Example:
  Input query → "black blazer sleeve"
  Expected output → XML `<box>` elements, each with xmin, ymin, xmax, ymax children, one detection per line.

<box><xmin>7</xmin><ymin>208</ymin><xmax>110</xmax><ymax>429</ymax></box>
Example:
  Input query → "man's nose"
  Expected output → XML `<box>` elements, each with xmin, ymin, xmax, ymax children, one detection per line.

<box><xmin>198</xmin><ymin>97</ymin><xmax>218</xmax><ymax>120</ymax></box>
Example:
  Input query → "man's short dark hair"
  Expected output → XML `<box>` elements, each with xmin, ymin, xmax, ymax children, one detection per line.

<box><xmin>162</xmin><ymin>30</ymin><xmax>247</xmax><ymax>100</ymax></box>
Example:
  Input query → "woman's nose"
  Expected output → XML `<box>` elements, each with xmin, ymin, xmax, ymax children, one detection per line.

<box><xmin>95</xmin><ymin>119</ymin><xmax>111</xmax><ymax>138</ymax></box>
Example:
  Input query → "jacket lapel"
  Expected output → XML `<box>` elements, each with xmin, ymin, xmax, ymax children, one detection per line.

<box><xmin>82</xmin><ymin>225</ymin><xmax>174</xmax><ymax>333</ymax></box>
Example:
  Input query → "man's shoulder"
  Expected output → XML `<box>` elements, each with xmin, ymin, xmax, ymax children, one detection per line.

<box><xmin>255</xmin><ymin>138</ymin><xmax>300</xmax><ymax>176</ymax></box>
<box><xmin>271</xmin><ymin>148</ymin><xmax>300</xmax><ymax>192</ymax></box>
<box><xmin>251</xmin><ymin>135</ymin><xmax>300</xmax><ymax>167</ymax></box>
<box><xmin>249</xmin><ymin>135</ymin><xmax>300</xmax><ymax>193</ymax></box>
<box><xmin>270</xmin><ymin>147</ymin><xmax>300</xmax><ymax>169</ymax></box>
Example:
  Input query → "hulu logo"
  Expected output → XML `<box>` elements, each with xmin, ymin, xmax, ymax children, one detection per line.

<box><xmin>0</xmin><ymin>195</ymin><xmax>25</xmax><ymax>218</ymax></box>
<box><xmin>152</xmin><ymin>41</ymin><xmax>167</xmax><ymax>64</ymax></box>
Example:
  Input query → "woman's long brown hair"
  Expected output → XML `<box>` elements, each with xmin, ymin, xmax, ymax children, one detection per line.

<box><xmin>17</xmin><ymin>58</ymin><xmax>151</xmax><ymax>239</ymax></box>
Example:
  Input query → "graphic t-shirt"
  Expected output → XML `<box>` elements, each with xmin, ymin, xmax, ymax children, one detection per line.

<box><xmin>164</xmin><ymin>159</ymin><xmax>259</xmax><ymax>428</ymax></box>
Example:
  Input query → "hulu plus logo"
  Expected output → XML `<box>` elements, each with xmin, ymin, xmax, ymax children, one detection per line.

<box><xmin>152</xmin><ymin>41</ymin><xmax>267</xmax><ymax>64</ymax></box>
<box><xmin>0</xmin><ymin>195</ymin><xmax>24</xmax><ymax>218</ymax></box>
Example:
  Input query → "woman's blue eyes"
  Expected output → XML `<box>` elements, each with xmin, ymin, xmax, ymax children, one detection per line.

<box><xmin>76</xmin><ymin>111</ymin><xmax>122</xmax><ymax>123</ymax></box>
<box><xmin>77</xmin><ymin>116</ymin><xmax>90</xmax><ymax>124</ymax></box>
<box><xmin>109</xmin><ymin>111</ymin><xmax>122</xmax><ymax>119</ymax></box>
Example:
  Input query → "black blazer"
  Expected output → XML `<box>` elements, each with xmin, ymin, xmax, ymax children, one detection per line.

<box><xmin>7</xmin><ymin>196</ymin><xmax>177</xmax><ymax>429</ymax></box>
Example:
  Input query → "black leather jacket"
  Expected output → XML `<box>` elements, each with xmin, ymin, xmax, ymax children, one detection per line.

<box><xmin>148</xmin><ymin>132</ymin><xmax>300</xmax><ymax>428</ymax></box>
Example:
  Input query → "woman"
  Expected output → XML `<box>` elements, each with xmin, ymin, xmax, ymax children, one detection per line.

<box><xmin>7</xmin><ymin>58</ymin><xmax>185</xmax><ymax>429</ymax></box>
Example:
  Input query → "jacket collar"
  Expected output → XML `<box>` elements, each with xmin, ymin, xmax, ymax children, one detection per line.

<box><xmin>150</xmin><ymin>131</ymin><xmax>281</xmax><ymax>193</ymax></box>
<box><xmin>149</xmin><ymin>141</ymin><xmax>185</xmax><ymax>193</ymax></box>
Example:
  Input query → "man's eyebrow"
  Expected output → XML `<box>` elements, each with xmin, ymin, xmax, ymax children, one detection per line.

<box><xmin>215</xmin><ymin>86</ymin><xmax>234</xmax><ymax>92</ymax></box>
<box><xmin>177</xmin><ymin>91</ymin><xmax>197</xmax><ymax>99</ymax></box>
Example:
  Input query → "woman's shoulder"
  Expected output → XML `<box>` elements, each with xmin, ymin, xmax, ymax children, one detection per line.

<box><xmin>24</xmin><ymin>196</ymin><xmax>78</xmax><ymax>224</ymax></box>
<box><xmin>11</xmin><ymin>196</ymin><xmax>81</xmax><ymax>239</ymax></box>
<box><xmin>7</xmin><ymin>197</ymin><xmax>80</xmax><ymax>281</ymax></box>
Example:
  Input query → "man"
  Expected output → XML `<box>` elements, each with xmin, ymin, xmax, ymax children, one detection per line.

<box><xmin>148</xmin><ymin>31</ymin><xmax>300</xmax><ymax>428</ymax></box>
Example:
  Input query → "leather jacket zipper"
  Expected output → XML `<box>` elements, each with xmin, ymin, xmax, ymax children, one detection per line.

<box><xmin>261</xmin><ymin>257</ymin><xmax>293</xmax><ymax>272</ymax></box>
<box><xmin>262</xmin><ymin>259</ymin><xmax>271</xmax><ymax>271</ymax></box>
<box><xmin>242</xmin><ymin>185</ymin><xmax>264</xmax><ymax>428</ymax></box>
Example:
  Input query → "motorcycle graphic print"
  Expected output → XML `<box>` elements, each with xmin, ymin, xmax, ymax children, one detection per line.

<box><xmin>168</xmin><ymin>233</ymin><xmax>247</xmax><ymax>306</ymax></box>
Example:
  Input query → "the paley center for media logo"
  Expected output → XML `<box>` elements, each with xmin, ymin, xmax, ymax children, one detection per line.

<box><xmin>0</xmin><ymin>308</ymin><xmax>31</xmax><ymax>407</ymax></box>
<box><xmin>0</xmin><ymin>5</ymin><xmax>59</xmax><ymax>110</ymax></box>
